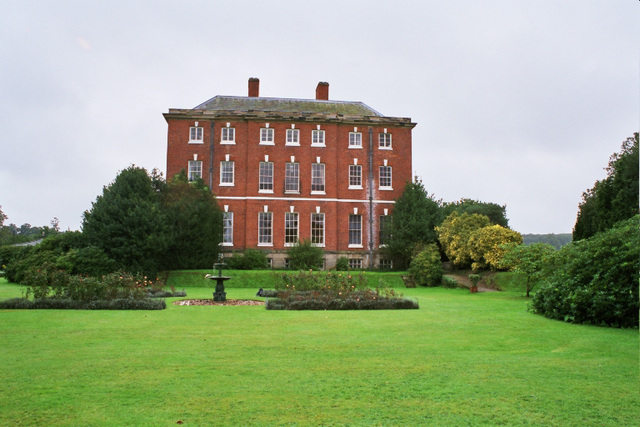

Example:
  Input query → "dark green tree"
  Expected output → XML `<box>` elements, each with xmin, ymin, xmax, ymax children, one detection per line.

<box><xmin>160</xmin><ymin>172</ymin><xmax>223</xmax><ymax>270</ymax></box>
<box><xmin>386</xmin><ymin>178</ymin><xmax>442</xmax><ymax>267</ymax></box>
<box><xmin>82</xmin><ymin>166</ymin><xmax>169</xmax><ymax>277</ymax></box>
<box><xmin>441</xmin><ymin>199</ymin><xmax>508</xmax><ymax>227</ymax></box>
<box><xmin>573</xmin><ymin>133</ymin><xmax>639</xmax><ymax>240</ymax></box>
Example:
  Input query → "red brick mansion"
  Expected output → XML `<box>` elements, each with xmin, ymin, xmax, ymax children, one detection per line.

<box><xmin>164</xmin><ymin>78</ymin><xmax>415</xmax><ymax>269</ymax></box>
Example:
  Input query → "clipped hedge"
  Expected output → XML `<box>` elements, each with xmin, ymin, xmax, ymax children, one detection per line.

<box><xmin>0</xmin><ymin>298</ymin><xmax>166</xmax><ymax>310</ymax></box>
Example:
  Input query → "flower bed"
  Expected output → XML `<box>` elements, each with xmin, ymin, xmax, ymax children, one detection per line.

<box><xmin>265</xmin><ymin>270</ymin><xmax>419</xmax><ymax>310</ymax></box>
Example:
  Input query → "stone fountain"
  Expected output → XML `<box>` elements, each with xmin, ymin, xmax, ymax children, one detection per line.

<box><xmin>205</xmin><ymin>260</ymin><xmax>231</xmax><ymax>302</ymax></box>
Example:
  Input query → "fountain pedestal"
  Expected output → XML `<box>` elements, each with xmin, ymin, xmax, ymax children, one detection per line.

<box><xmin>206</xmin><ymin>262</ymin><xmax>232</xmax><ymax>302</ymax></box>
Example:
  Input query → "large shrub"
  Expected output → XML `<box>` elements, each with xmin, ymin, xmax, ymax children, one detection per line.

<box><xmin>468</xmin><ymin>225</ymin><xmax>523</xmax><ymax>270</ymax></box>
<box><xmin>286</xmin><ymin>239</ymin><xmax>324</xmax><ymax>270</ymax></box>
<box><xmin>224</xmin><ymin>249</ymin><xmax>269</xmax><ymax>270</ymax></box>
<box><xmin>408</xmin><ymin>243</ymin><xmax>442</xmax><ymax>286</ymax></box>
<box><xmin>436</xmin><ymin>212</ymin><xmax>491</xmax><ymax>268</ymax></box>
<box><xmin>531</xmin><ymin>216</ymin><xmax>639</xmax><ymax>328</ymax></box>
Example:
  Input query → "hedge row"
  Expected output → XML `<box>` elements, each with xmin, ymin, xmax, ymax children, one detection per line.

<box><xmin>265</xmin><ymin>295</ymin><xmax>418</xmax><ymax>310</ymax></box>
<box><xmin>0</xmin><ymin>298</ymin><xmax>166</xmax><ymax>310</ymax></box>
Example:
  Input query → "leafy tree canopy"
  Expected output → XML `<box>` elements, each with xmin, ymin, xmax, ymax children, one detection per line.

<box><xmin>441</xmin><ymin>198</ymin><xmax>508</xmax><ymax>227</ymax></box>
<box><xmin>386</xmin><ymin>178</ymin><xmax>442</xmax><ymax>267</ymax></box>
<box><xmin>500</xmin><ymin>242</ymin><xmax>556</xmax><ymax>297</ymax></box>
<box><xmin>468</xmin><ymin>225</ymin><xmax>523</xmax><ymax>270</ymax></box>
<box><xmin>573</xmin><ymin>133</ymin><xmax>638</xmax><ymax>240</ymax></box>
<box><xmin>436</xmin><ymin>212</ymin><xmax>491</xmax><ymax>268</ymax></box>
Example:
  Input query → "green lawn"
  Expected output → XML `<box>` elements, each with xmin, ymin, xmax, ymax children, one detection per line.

<box><xmin>0</xmin><ymin>278</ymin><xmax>638</xmax><ymax>426</ymax></box>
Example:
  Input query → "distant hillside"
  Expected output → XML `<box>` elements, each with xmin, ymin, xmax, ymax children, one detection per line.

<box><xmin>523</xmin><ymin>233</ymin><xmax>572</xmax><ymax>249</ymax></box>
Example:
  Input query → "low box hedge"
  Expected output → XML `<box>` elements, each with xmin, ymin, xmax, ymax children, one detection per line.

<box><xmin>0</xmin><ymin>298</ymin><xmax>166</xmax><ymax>310</ymax></box>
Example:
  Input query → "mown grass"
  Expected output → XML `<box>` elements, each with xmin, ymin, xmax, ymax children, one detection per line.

<box><xmin>0</xmin><ymin>279</ymin><xmax>638</xmax><ymax>426</ymax></box>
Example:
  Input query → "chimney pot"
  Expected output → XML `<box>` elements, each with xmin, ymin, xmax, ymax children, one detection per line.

<box><xmin>316</xmin><ymin>81</ymin><xmax>329</xmax><ymax>100</ymax></box>
<box><xmin>248</xmin><ymin>77</ymin><xmax>260</xmax><ymax>97</ymax></box>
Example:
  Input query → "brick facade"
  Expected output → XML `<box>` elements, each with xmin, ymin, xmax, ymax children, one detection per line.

<box><xmin>164</xmin><ymin>79</ymin><xmax>416</xmax><ymax>268</ymax></box>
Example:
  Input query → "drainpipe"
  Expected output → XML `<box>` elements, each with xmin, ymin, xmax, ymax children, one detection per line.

<box><xmin>368</xmin><ymin>127</ymin><xmax>374</xmax><ymax>269</ymax></box>
<box><xmin>209</xmin><ymin>121</ymin><xmax>215</xmax><ymax>191</ymax></box>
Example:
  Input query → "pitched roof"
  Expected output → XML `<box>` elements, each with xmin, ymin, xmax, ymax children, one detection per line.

<box><xmin>192</xmin><ymin>96</ymin><xmax>384</xmax><ymax>117</ymax></box>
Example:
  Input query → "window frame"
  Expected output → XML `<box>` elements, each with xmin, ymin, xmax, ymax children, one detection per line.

<box><xmin>379</xmin><ymin>215</ymin><xmax>391</xmax><ymax>247</ymax></box>
<box><xmin>221</xmin><ymin>127</ymin><xmax>235</xmax><ymax>145</ymax></box>
<box><xmin>260</xmin><ymin>128</ymin><xmax>275</xmax><ymax>145</ymax></box>
<box><xmin>349</xmin><ymin>259</ymin><xmax>363</xmax><ymax>269</ymax></box>
<box><xmin>348</xmin><ymin>214</ymin><xmax>363</xmax><ymax>248</ymax></box>
<box><xmin>189</xmin><ymin>126</ymin><xmax>203</xmax><ymax>144</ymax></box>
<box><xmin>379</xmin><ymin>165</ymin><xmax>392</xmax><ymax>190</ymax></box>
<box><xmin>259</xmin><ymin>161</ymin><xmax>274</xmax><ymax>193</ymax></box>
<box><xmin>284</xmin><ymin>212</ymin><xmax>299</xmax><ymax>247</ymax></box>
<box><xmin>219</xmin><ymin>161</ymin><xmax>235</xmax><ymax>186</ymax></box>
<box><xmin>379</xmin><ymin>133</ymin><xmax>392</xmax><ymax>149</ymax></box>
<box><xmin>285</xmin><ymin>162</ymin><xmax>300</xmax><ymax>194</ymax></box>
<box><xmin>379</xmin><ymin>259</ymin><xmax>393</xmax><ymax>270</ymax></box>
<box><xmin>311</xmin><ymin>212</ymin><xmax>325</xmax><ymax>247</ymax></box>
<box><xmin>258</xmin><ymin>211</ymin><xmax>273</xmax><ymax>246</ymax></box>
<box><xmin>286</xmin><ymin>128</ymin><xmax>300</xmax><ymax>146</ymax></box>
<box><xmin>349</xmin><ymin>132</ymin><xmax>362</xmax><ymax>149</ymax></box>
<box><xmin>311</xmin><ymin>163</ymin><xmax>326</xmax><ymax>194</ymax></box>
<box><xmin>188</xmin><ymin>160</ymin><xmax>202</xmax><ymax>181</ymax></box>
<box><xmin>222</xmin><ymin>212</ymin><xmax>234</xmax><ymax>246</ymax></box>
<box><xmin>348</xmin><ymin>164</ymin><xmax>363</xmax><ymax>189</ymax></box>
<box><xmin>311</xmin><ymin>129</ymin><xmax>325</xmax><ymax>147</ymax></box>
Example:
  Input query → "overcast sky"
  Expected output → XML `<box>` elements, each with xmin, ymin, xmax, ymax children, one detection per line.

<box><xmin>1</xmin><ymin>0</ymin><xmax>637</xmax><ymax>234</ymax></box>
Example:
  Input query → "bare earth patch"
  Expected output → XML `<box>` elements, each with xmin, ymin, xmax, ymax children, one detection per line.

<box><xmin>444</xmin><ymin>274</ymin><xmax>498</xmax><ymax>292</ymax></box>
<box><xmin>173</xmin><ymin>299</ymin><xmax>264</xmax><ymax>306</ymax></box>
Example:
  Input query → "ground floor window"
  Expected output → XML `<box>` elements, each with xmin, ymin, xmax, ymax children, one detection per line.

<box><xmin>379</xmin><ymin>259</ymin><xmax>393</xmax><ymax>270</ymax></box>
<box><xmin>222</xmin><ymin>212</ymin><xmax>233</xmax><ymax>245</ymax></box>
<box><xmin>188</xmin><ymin>160</ymin><xmax>202</xmax><ymax>181</ymax></box>
<box><xmin>349</xmin><ymin>258</ymin><xmax>362</xmax><ymax>269</ymax></box>
<box><xmin>258</xmin><ymin>211</ymin><xmax>273</xmax><ymax>245</ymax></box>
<box><xmin>349</xmin><ymin>214</ymin><xmax>362</xmax><ymax>246</ymax></box>
<box><xmin>311</xmin><ymin>213</ymin><xmax>325</xmax><ymax>246</ymax></box>
<box><xmin>284</xmin><ymin>212</ymin><xmax>299</xmax><ymax>246</ymax></box>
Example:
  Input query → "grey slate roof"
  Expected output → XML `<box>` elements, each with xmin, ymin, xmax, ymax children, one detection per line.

<box><xmin>192</xmin><ymin>96</ymin><xmax>384</xmax><ymax>117</ymax></box>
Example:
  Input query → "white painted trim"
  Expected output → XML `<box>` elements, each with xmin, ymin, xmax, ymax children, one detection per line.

<box><xmin>216</xmin><ymin>196</ymin><xmax>396</xmax><ymax>204</ymax></box>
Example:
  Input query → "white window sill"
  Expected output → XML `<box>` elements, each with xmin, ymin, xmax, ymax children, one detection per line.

<box><xmin>284</xmin><ymin>243</ymin><xmax>297</xmax><ymax>247</ymax></box>
<box><xmin>258</xmin><ymin>243</ymin><xmax>273</xmax><ymax>247</ymax></box>
<box><xmin>188</xmin><ymin>140</ymin><xmax>204</xmax><ymax>144</ymax></box>
<box><xmin>379</xmin><ymin>187</ymin><xmax>393</xmax><ymax>191</ymax></box>
<box><xmin>220</xmin><ymin>141</ymin><xmax>236</xmax><ymax>145</ymax></box>
<box><xmin>379</xmin><ymin>146</ymin><xmax>392</xmax><ymax>150</ymax></box>
<box><xmin>348</xmin><ymin>185</ymin><xmax>363</xmax><ymax>190</ymax></box>
<box><xmin>219</xmin><ymin>183</ymin><xmax>234</xmax><ymax>187</ymax></box>
<box><xmin>348</xmin><ymin>146</ymin><xmax>363</xmax><ymax>149</ymax></box>
<box><xmin>310</xmin><ymin>191</ymin><xmax>326</xmax><ymax>195</ymax></box>
<box><xmin>311</xmin><ymin>243</ymin><xmax>325</xmax><ymax>248</ymax></box>
<box><xmin>259</xmin><ymin>142</ymin><xmax>275</xmax><ymax>146</ymax></box>
<box><xmin>221</xmin><ymin>242</ymin><xmax>234</xmax><ymax>247</ymax></box>
<box><xmin>379</xmin><ymin>244</ymin><xmax>388</xmax><ymax>249</ymax></box>
<box><xmin>348</xmin><ymin>244</ymin><xmax>363</xmax><ymax>249</ymax></box>
<box><xmin>285</xmin><ymin>190</ymin><xmax>300</xmax><ymax>195</ymax></box>
<box><xmin>311</xmin><ymin>144</ymin><xmax>326</xmax><ymax>147</ymax></box>
<box><xmin>285</xmin><ymin>143</ymin><xmax>300</xmax><ymax>147</ymax></box>
<box><xmin>259</xmin><ymin>189</ymin><xmax>274</xmax><ymax>194</ymax></box>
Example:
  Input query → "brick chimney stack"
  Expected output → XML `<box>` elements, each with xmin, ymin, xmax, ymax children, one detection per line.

<box><xmin>316</xmin><ymin>82</ymin><xmax>329</xmax><ymax>100</ymax></box>
<box><xmin>248</xmin><ymin>77</ymin><xmax>260</xmax><ymax>97</ymax></box>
